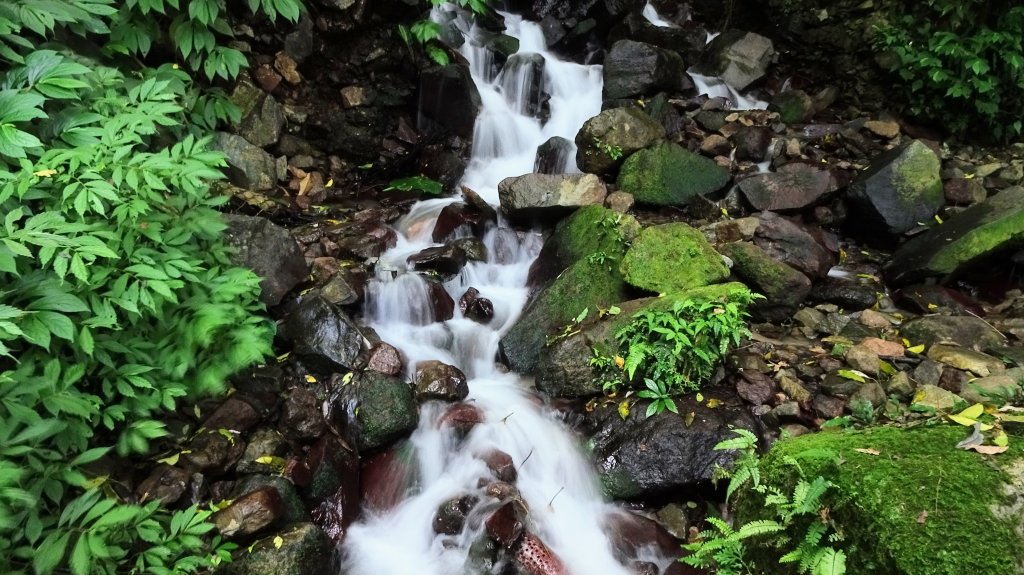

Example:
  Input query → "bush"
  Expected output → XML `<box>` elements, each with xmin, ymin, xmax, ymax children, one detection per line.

<box><xmin>873</xmin><ymin>0</ymin><xmax>1024</xmax><ymax>140</ymax></box>
<box><xmin>0</xmin><ymin>1</ymin><xmax>293</xmax><ymax>573</ymax></box>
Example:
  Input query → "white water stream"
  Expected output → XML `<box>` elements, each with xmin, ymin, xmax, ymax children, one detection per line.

<box><xmin>341</xmin><ymin>6</ymin><xmax>633</xmax><ymax>575</ymax></box>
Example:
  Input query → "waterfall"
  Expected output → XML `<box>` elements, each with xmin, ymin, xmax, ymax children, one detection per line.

<box><xmin>341</xmin><ymin>6</ymin><xmax>635</xmax><ymax>575</ymax></box>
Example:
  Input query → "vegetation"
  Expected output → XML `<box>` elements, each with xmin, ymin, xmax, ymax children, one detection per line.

<box><xmin>683</xmin><ymin>429</ymin><xmax>847</xmax><ymax>575</ymax></box>
<box><xmin>398</xmin><ymin>0</ymin><xmax>491</xmax><ymax>65</ymax></box>
<box><xmin>873</xmin><ymin>0</ymin><xmax>1024</xmax><ymax>140</ymax></box>
<box><xmin>0</xmin><ymin>0</ymin><xmax>297</xmax><ymax>573</ymax></box>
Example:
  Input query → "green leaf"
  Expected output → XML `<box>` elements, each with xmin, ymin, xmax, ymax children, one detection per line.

<box><xmin>70</xmin><ymin>533</ymin><xmax>91</xmax><ymax>575</ymax></box>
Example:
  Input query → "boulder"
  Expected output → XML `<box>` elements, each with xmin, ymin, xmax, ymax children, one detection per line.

<box><xmin>414</xmin><ymin>360</ymin><xmax>470</xmax><ymax>402</ymax></box>
<box><xmin>620</xmin><ymin>223</ymin><xmax>730</xmax><ymax>294</ymax></box>
<box><xmin>215</xmin><ymin>132</ymin><xmax>281</xmax><ymax>191</ymax></box>
<box><xmin>719</xmin><ymin>241</ymin><xmax>811</xmax><ymax>320</ymax></box>
<box><xmin>768</xmin><ymin>89</ymin><xmax>814</xmax><ymax>124</ymax></box>
<box><xmin>528</xmin><ymin>204</ymin><xmax>641</xmax><ymax>289</ymax></box>
<box><xmin>586</xmin><ymin>390</ymin><xmax>759</xmax><ymax>499</ymax></box>
<box><xmin>324</xmin><ymin>220</ymin><xmax>398</xmax><ymax>259</ymax></box>
<box><xmin>366</xmin><ymin>342</ymin><xmax>403</xmax><ymax>376</ymax></box>
<box><xmin>885</xmin><ymin>186</ymin><xmax>1024</xmax><ymax>286</ymax></box>
<box><xmin>617</xmin><ymin>141</ymin><xmax>731</xmax><ymax>206</ymax></box>
<box><xmin>419</xmin><ymin>64</ymin><xmax>482</xmax><ymax>138</ymax></box>
<box><xmin>927</xmin><ymin>344</ymin><xmax>1004</xmax><ymax>377</ymax></box>
<box><xmin>459</xmin><ymin>288</ymin><xmax>494</xmax><ymax>323</ymax></box>
<box><xmin>231</xmin><ymin>79</ymin><xmax>286</xmax><ymax>147</ymax></box>
<box><xmin>224</xmin><ymin>214</ymin><xmax>308</xmax><ymax>306</ymax></box>
<box><xmin>694</xmin><ymin>29</ymin><xmax>775</xmax><ymax>90</ymax></box>
<box><xmin>752</xmin><ymin>211</ymin><xmax>834</xmax><ymax>279</ymax></box>
<box><xmin>286</xmin><ymin>295</ymin><xmax>366</xmax><ymax>373</ymax></box>
<box><xmin>603</xmin><ymin>39</ymin><xmax>691</xmax><ymax>100</ymax></box>
<box><xmin>219</xmin><ymin>523</ymin><xmax>331</xmax><ymax>575</ymax></box>
<box><xmin>213</xmin><ymin>486</ymin><xmax>283</xmax><ymax>538</ymax></box>
<box><xmin>498</xmin><ymin>173</ymin><xmax>607</xmax><ymax>223</ymax></box>
<box><xmin>575</xmin><ymin>107</ymin><xmax>666</xmax><ymax>176</ymax></box>
<box><xmin>899</xmin><ymin>315</ymin><xmax>1006</xmax><ymax>352</ymax></box>
<box><xmin>407</xmin><ymin>244</ymin><xmax>468</xmax><ymax>276</ymax></box>
<box><xmin>327</xmin><ymin>372</ymin><xmax>418</xmax><ymax>452</ymax></box>
<box><xmin>847</xmin><ymin>139</ymin><xmax>943</xmax><ymax>242</ymax></box>
<box><xmin>500</xmin><ymin>53</ymin><xmax>546</xmax><ymax>118</ymax></box>
<box><xmin>534</xmin><ymin>136</ymin><xmax>574</xmax><ymax>174</ymax></box>
<box><xmin>731</xmin><ymin>125</ymin><xmax>773</xmax><ymax>163</ymax></box>
<box><xmin>737</xmin><ymin>163</ymin><xmax>836</xmax><ymax>212</ymax></box>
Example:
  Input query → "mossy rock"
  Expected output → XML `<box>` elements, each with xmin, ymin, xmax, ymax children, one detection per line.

<box><xmin>616</xmin><ymin>141</ymin><xmax>731</xmax><ymax>206</ymax></box>
<box><xmin>575</xmin><ymin>106</ymin><xmax>666</xmax><ymax>176</ymax></box>
<box><xmin>529</xmin><ymin>205</ymin><xmax>641</xmax><ymax>289</ymax></box>
<box><xmin>886</xmin><ymin>186</ymin><xmax>1024</xmax><ymax>287</ymax></box>
<box><xmin>620</xmin><ymin>223</ymin><xmax>730</xmax><ymax>294</ymax></box>
<box><xmin>742</xmin><ymin>425</ymin><xmax>1024</xmax><ymax>575</ymax></box>
<box><xmin>351</xmin><ymin>372</ymin><xmax>418</xmax><ymax>451</ymax></box>
<box><xmin>719</xmin><ymin>241</ymin><xmax>810</xmax><ymax>320</ymax></box>
<box><xmin>219</xmin><ymin>523</ymin><xmax>331</xmax><ymax>575</ymax></box>
<box><xmin>502</xmin><ymin>257</ymin><xmax>628</xmax><ymax>375</ymax></box>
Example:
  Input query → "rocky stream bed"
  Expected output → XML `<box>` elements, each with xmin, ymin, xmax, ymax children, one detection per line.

<box><xmin>117</xmin><ymin>1</ymin><xmax>1024</xmax><ymax>574</ymax></box>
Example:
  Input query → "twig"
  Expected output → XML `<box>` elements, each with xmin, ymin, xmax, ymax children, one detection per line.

<box><xmin>547</xmin><ymin>486</ymin><xmax>565</xmax><ymax>508</ymax></box>
<box><xmin>965</xmin><ymin>309</ymin><xmax>1007</xmax><ymax>339</ymax></box>
<box><xmin>520</xmin><ymin>449</ymin><xmax>534</xmax><ymax>468</ymax></box>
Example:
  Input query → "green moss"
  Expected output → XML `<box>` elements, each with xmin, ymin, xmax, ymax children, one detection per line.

<box><xmin>355</xmin><ymin>372</ymin><xmax>419</xmax><ymax>451</ymax></box>
<box><xmin>719</xmin><ymin>241</ymin><xmax>808</xmax><ymax>307</ymax></box>
<box><xmin>620</xmin><ymin>223</ymin><xmax>730</xmax><ymax>293</ymax></box>
<box><xmin>555</xmin><ymin>205</ymin><xmax>641</xmax><ymax>263</ymax></box>
<box><xmin>893</xmin><ymin>140</ymin><xmax>943</xmax><ymax>203</ymax></box>
<box><xmin>616</xmin><ymin>141</ymin><xmax>731</xmax><ymax>206</ymax></box>
<box><xmin>749</xmin><ymin>425</ymin><xmax>1024</xmax><ymax>575</ymax></box>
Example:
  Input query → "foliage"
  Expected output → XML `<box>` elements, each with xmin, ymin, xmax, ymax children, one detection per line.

<box><xmin>872</xmin><ymin>0</ymin><xmax>1024</xmax><ymax>140</ymax></box>
<box><xmin>637</xmin><ymin>377</ymin><xmax>678</xmax><ymax>417</ymax></box>
<box><xmin>0</xmin><ymin>1</ymin><xmax>279</xmax><ymax>573</ymax></box>
<box><xmin>683</xmin><ymin>429</ymin><xmax>847</xmax><ymax>575</ymax></box>
<box><xmin>385</xmin><ymin>174</ymin><xmax>444</xmax><ymax>195</ymax></box>
<box><xmin>592</xmin><ymin>137</ymin><xmax>623</xmax><ymax>161</ymax></box>
<box><xmin>399</xmin><ymin>0</ymin><xmax>491</xmax><ymax>66</ymax></box>
<box><xmin>612</xmin><ymin>291</ymin><xmax>758</xmax><ymax>394</ymax></box>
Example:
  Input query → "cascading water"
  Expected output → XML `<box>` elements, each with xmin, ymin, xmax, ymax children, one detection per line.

<box><xmin>341</xmin><ymin>6</ymin><xmax>638</xmax><ymax>575</ymax></box>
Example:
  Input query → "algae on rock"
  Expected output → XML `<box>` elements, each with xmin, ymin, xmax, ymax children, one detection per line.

<box><xmin>616</xmin><ymin>141</ymin><xmax>731</xmax><ymax>206</ymax></box>
<box><xmin>620</xmin><ymin>223</ymin><xmax>730</xmax><ymax>294</ymax></box>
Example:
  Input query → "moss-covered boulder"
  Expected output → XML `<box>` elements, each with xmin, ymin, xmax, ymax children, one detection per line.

<box><xmin>528</xmin><ymin>205</ymin><xmax>641</xmax><ymax>289</ymax></box>
<box><xmin>620</xmin><ymin>223</ymin><xmax>730</xmax><ymax>294</ymax></box>
<box><xmin>616</xmin><ymin>141</ymin><xmax>731</xmax><ymax>206</ymax></box>
<box><xmin>329</xmin><ymin>372</ymin><xmax>418</xmax><ymax>452</ymax></box>
<box><xmin>847</xmin><ymin>139</ymin><xmax>943</xmax><ymax>243</ymax></box>
<box><xmin>219</xmin><ymin>522</ymin><xmax>331</xmax><ymax>575</ymax></box>
<box><xmin>575</xmin><ymin>106</ymin><xmax>666</xmax><ymax>176</ymax></box>
<box><xmin>719</xmin><ymin>241</ymin><xmax>810</xmax><ymax>320</ymax></box>
<box><xmin>885</xmin><ymin>186</ymin><xmax>1024</xmax><ymax>287</ymax></box>
<box><xmin>746</xmin><ymin>426</ymin><xmax>1024</xmax><ymax>575</ymax></box>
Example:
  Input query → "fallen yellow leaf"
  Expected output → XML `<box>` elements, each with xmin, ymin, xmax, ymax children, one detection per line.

<box><xmin>958</xmin><ymin>403</ymin><xmax>985</xmax><ymax>420</ymax></box>
<box><xmin>273</xmin><ymin>536</ymin><xmax>284</xmax><ymax>549</ymax></box>
<box><xmin>906</xmin><ymin>344</ymin><xmax>925</xmax><ymax>354</ymax></box>
<box><xmin>853</xmin><ymin>448</ymin><xmax>880</xmax><ymax>455</ymax></box>
<box><xmin>967</xmin><ymin>445</ymin><xmax>1008</xmax><ymax>455</ymax></box>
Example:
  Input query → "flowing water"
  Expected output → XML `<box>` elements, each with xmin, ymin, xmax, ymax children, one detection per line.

<box><xmin>341</xmin><ymin>6</ymin><xmax>637</xmax><ymax>575</ymax></box>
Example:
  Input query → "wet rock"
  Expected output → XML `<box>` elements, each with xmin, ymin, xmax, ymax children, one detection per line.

<box><xmin>213</xmin><ymin>486</ymin><xmax>283</xmax><ymax>538</ymax></box>
<box><xmin>219</xmin><ymin>523</ymin><xmax>331</xmax><ymax>575</ymax></box>
<box><xmin>202</xmin><ymin>397</ymin><xmax>261</xmax><ymax>434</ymax></box>
<box><xmin>407</xmin><ymin>244</ymin><xmax>468</xmax><ymax>275</ymax></box>
<box><xmin>528</xmin><ymin>205</ymin><xmax>641</xmax><ymax>289</ymax></box>
<box><xmin>135</xmin><ymin>465</ymin><xmax>188</xmax><ymax>505</ymax></box>
<box><xmin>286</xmin><ymin>295</ymin><xmax>366</xmax><ymax>372</ymax></box>
<box><xmin>325</xmin><ymin>221</ymin><xmax>397</xmax><ymax>259</ymax></box>
<box><xmin>620</xmin><ymin>223</ymin><xmax>730</xmax><ymax>294</ymax></box>
<box><xmin>328</xmin><ymin>372</ymin><xmax>418</xmax><ymax>451</ymax></box>
<box><xmin>960</xmin><ymin>375</ymin><xmax>1021</xmax><ymax>404</ymax></box>
<box><xmin>231</xmin><ymin>79</ymin><xmax>285</xmax><ymax>147</ymax></box>
<box><xmin>419</xmin><ymin>64</ymin><xmax>481</xmax><ymax>138</ymax></box>
<box><xmin>460</xmin><ymin>288</ymin><xmax>494</xmax><ymax>323</ymax></box>
<box><xmin>367</xmin><ymin>342</ymin><xmax>403</xmax><ymax>376</ymax></box>
<box><xmin>360</xmin><ymin>444</ymin><xmax>416</xmax><ymax>512</ymax></box>
<box><xmin>414</xmin><ymin>360</ymin><xmax>470</xmax><ymax>402</ymax></box>
<box><xmin>899</xmin><ymin>316</ymin><xmax>1005</xmax><ymax>352</ymax></box>
<box><xmin>485</xmin><ymin>500</ymin><xmax>526</xmax><ymax>547</ymax></box>
<box><xmin>450</xmin><ymin>237</ymin><xmax>488</xmax><ymax>262</ymax></box>
<box><xmin>736</xmin><ymin>369</ymin><xmax>775</xmax><ymax>406</ymax></box>
<box><xmin>434</xmin><ymin>494</ymin><xmax>478</xmax><ymax>535</ymax></box>
<box><xmin>617</xmin><ymin>141</ymin><xmax>731</xmax><ymax>206</ymax></box>
<box><xmin>482</xmin><ymin>450</ymin><xmax>518</xmax><ymax>483</ymax></box>
<box><xmin>910</xmin><ymin>384</ymin><xmax>962</xmax><ymax>411</ymax></box>
<box><xmin>809</xmin><ymin>279</ymin><xmax>878</xmax><ymax>311</ymax></box>
<box><xmin>535</xmin><ymin>136</ymin><xmax>574</xmax><ymax>174</ymax></box>
<box><xmin>501</xmin><ymin>53</ymin><xmax>546</xmax><ymax>119</ymax></box>
<box><xmin>847</xmin><ymin>140</ymin><xmax>943</xmax><ymax>243</ymax></box>
<box><xmin>576</xmin><ymin>107</ymin><xmax>666</xmax><ymax>176</ymax></box>
<box><xmin>237</xmin><ymin>429</ymin><xmax>288</xmax><ymax>475</ymax></box>
<box><xmin>719</xmin><ymin>242</ymin><xmax>811</xmax><ymax>320</ymax></box>
<box><xmin>695</xmin><ymin>29</ymin><xmax>775</xmax><ymax>90</ymax></box>
<box><xmin>215</xmin><ymin>132</ymin><xmax>281</xmax><ymax>191</ymax></box>
<box><xmin>886</xmin><ymin>186</ymin><xmax>1024</xmax><ymax>286</ymax></box>
<box><xmin>224</xmin><ymin>214</ymin><xmax>308</xmax><ymax>307</ymax></box>
<box><xmin>606</xmin><ymin>510</ymin><xmax>682</xmax><ymax>561</ymax></box>
<box><xmin>586</xmin><ymin>391</ymin><xmax>759</xmax><ymax>499</ymax></box>
<box><xmin>927</xmin><ymin>344</ymin><xmax>1004</xmax><ymax>377</ymax></box>
<box><xmin>183</xmin><ymin>428</ymin><xmax>245</xmax><ymax>473</ymax></box>
<box><xmin>769</xmin><ymin>89</ymin><xmax>814</xmax><ymax>124</ymax></box>
<box><xmin>498</xmin><ymin>173</ymin><xmax>607</xmax><ymax>223</ymax></box>
<box><xmin>320</xmin><ymin>270</ymin><xmax>361</xmax><ymax>306</ymax></box>
<box><xmin>515</xmin><ymin>532</ymin><xmax>568</xmax><ymax>575</ymax></box>
<box><xmin>433</xmin><ymin>202</ymin><xmax>488</xmax><ymax>242</ymax></box>
<box><xmin>425</xmin><ymin>277</ymin><xmax>456</xmax><ymax>322</ymax></box>
<box><xmin>438</xmin><ymin>402</ymin><xmax>485</xmax><ymax>436</ymax></box>
<box><xmin>753</xmin><ymin>211</ymin><xmax>834</xmax><ymax>279</ymax></box>
<box><xmin>812</xmin><ymin>394</ymin><xmax>846</xmax><ymax>419</ymax></box>
<box><xmin>603</xmin><ymin>40</ymin><xmax>690</xmax><ymax>100</ymax></box>
<box><xmin>737</xmin><ymin>163</ymin><xmax>836</xmax><ymax>212</ymax></box>
<box><xmin>305</xmin><ymin>436</ymin><xmax>359</xmax><ymax>537</ymax></box>
<box><xmin>731</xmin><ymin>125</ymin><xmax>773</xmax><ymax>162</ymax></box>
<box><xmin>280</xmin><ymin>387</ymin><xmax>325</xmax><ymax>440</ymax></box>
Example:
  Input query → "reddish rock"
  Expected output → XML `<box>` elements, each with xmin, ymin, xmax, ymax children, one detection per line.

<box><xmin>135</xmin><ymin>464</ymin><xmax>188</xmax><ymax>505</ymax></box>
<box><xmin>482</xmin><ymin>450</ymin><xmax>517</xmax><ymax>483</ymax></box>
<box><xmin>415</xmin><ymin>360</ymin><xmax>470</xmax><ymax>402</ymax></box>
<box><xmin>485</xmin><ymin>501</ymin><xmax>526</xmax><ymax>547</ymax></box>
<box><xmin>425</xmin><ymin>278</ymin><xmax>455</xmax><ymax>322</ymax></box>
<box><xmin>606</xmin><ymin>510</ymin><xmax>680</xmax><ymax>558</ymax></box>
<box><xmin>515</xmin><ymin>533</ymin><xmax>567</xmax><ymax>575</ymax></box>
<box><xmin>433</xmin><ymin>202</ymin><xmax>488</xmax><ymax>242</ymax></box>
<box><xmin>212</xmin><ymin>486</ymin><xmax>283</xmax><ymax>537</ymax></box>
<box><xmin>360</xmin><ymin>446</ymin><xmax>416</xmax><ymax>513</ymax></box>
<box><xmin>202</xmin><ymin>397</ymin><xmax>262</xmax><ymax>434</ymax></box>
<box><xmin>407</xmin><ymin>244</ymin><xmax>469</xmax><ymax>276</ymax></box>
<box><xmin>438</xmin><ymin>402</ymin><xmax>485</xmax><ymax>436</ymax></box>
<box><xmin>253</xmin><ymin>64</ymin><xmax>282</xmax><ymax>92</ymax></box>
<box><xmin>812</xmin><ymin>394</ymin><xmax>846</xmax><ymax>419</ymax></box>
<box><xmin>460</xmin><ymin>287</ymin><xmax>495</xmax><ymax>323</ymax></box>
<box><xmin>858</xmin><ymin>337</ymin><xmax>905</xmax><ymax>358</ymax></box>
<box><xmin>367</xmin><ymin>342</ymin><xmax>403</xmax><ymax>376</ymax></box>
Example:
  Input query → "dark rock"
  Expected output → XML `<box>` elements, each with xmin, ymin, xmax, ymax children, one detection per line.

<box><xmin>895</xmin><ymin>284</ymin><xmax>983</xmax><ymax>316</ymax></box>
<box><xmin>900</xmin><ymin>316</ymin><xmax>1005</xmax><ymax>352</ymax></box>
<box><xmin>231</xmin><ymin>79</ymin><xmax>286</xmax><ymax>148</ymax></box>
<box><xmin>576</xmin><ymin>107</ymin><xmax>666</xmax><ymax>176</ymax></box>
<box><xmin>237</xmin><ymin>429</ymin><xmax>288</xmax><ymax>475</ymax></box>
<box><xmin>737</xmin><ymin>163</ymin><xmax>836</xmax><ymax>212</ymax></box>
<box><xmin>320</xmin><ymin>269</ymin><xmax>361</xmax><ymax>306</ymax></box>
<box><xmin>224</xmin><ymin>214</ymin><xmax>309</xmax><ymax>307</ymax></box>
<box><xmin>407</xmin><ymin>244</ymin><xmax>468</xmax><ymax>275</ymax></box>
<box><xmin>202</xmin><ymin>397</ymin><xmax>262</xmax><ymax>434</ymax></box>
<box><xmin>483</xmin><ymin>450</ymin><xmax>517</xmax><ymax>483</ymax></box>
<box><xmin>183</xmin><ymin>429</ymin><xmax>245</xmax><ymax>474</ymax></box>
<box><xmin>213</xmin><ymin>486</ymin><xmax>283</xmax><ymax>538</ymax></box>
<box><xmin>735</xmin><ymin>370</ymin><xmax>775</xmax><ymax>406</ymax></box>
<box><xmin>809</xmin><ymin>279</ymin><xmax>878</xmax><ymax>311</ymax></box>
<box><xmin>938</xmin><ymin>367</ymin><xmax>968</xmax><ymax>393</ymax></box>
<box><xmin>418</xmin><ymin>64</ymin><xmax>481</xmax><ymax>138</ymax></box>
<box><xmin>603</xmin><ymin>39</ymin><xmax>691</xmax><ymax>100</ymax></box>
<box><xmin>438</xmin><ymin>402</ymin><xmax>485</xmax><ymax>436</ymax></box>
<box><xmin>535</xmin><ymin>136</ymin><xmax>575</xmax><ymax>174</ymax></box>
<box><xmin>283</xmin><ymin>16</ymin><xmax>314</xmax><ymax>63</ymax></box>
<box><xmin>325</xmin><ymin>221</ymin><xmax>397</xmax><ymax>260</ymax></box>
<box><xmin>885</xmin><ymin>186</ymin><xmax>1024</xmax><ymax>285</ymax></box>
<box><xmin>450</xmin><ymin>237</ymin><xmax>488</xmax><ymax>262</ymax></box>
<box><xmin>617</xmin><ymin>141</ymin><xmax>731</xmax><ymax>206</ymax></box>
<box><xmin>280</xmin><ymin>387</ymin><xmax>325</xmax><ymax>440</ymax></box>
<box><xmin>812</xmin><ymin>394</ymin><xmax>846</xmax><ymax>419</ymax></box>
<box><xmin>753</xmin><ymin>212</ymin><xmax>834</xmax><ymax>279</ymax></box>
<box><xmin>731</xmin><ymin>125</ymin><xmax>773</xmax><ymax>162</ymax></box>
<box><xmin>233</xmin><ymin>474</ymin><xmax>307</xmax><ymax>524</ymax></box>
<box><xmin>606</xmin><ymin>510</ymin><xmax>681</xmax><ymax>560</ymax></box>
<box><xmin>327</xmin><ymin>372</ymin><xmax>418</xmax><ymax>451</ymax></box>
<box><xmin>500</xmin><ymin>53</ymin><xmax>546</xmax><ymax>119</ymax></box>
<box><xmin>769</xmin><ymin>89</ymin><xmax>814</xmax><ymax>124</ymax></box>
<box><xmin>719</xmin><ymin>242</ymin><xmax>811</xmax><ymax>320</ymax></box>
<box><xmin>620</xmin><ymin>223</ymin><xmax>730</xmax><ymax>293</ymax></box>
<box><xmin>136</xmin><ymin>465</ymin><xmax>188</xmax><ymax>505</ymax></box>
<box><xmin>847</xmin><ymin>140</ymin><xmax>943</xmax><ymax>242</ymax></box>
<box><xmin>285</xmin><ymin>295</ymin><xmax>366</xmax><ymax>372</ymax></box>
<box><xmin>459</xmin><ymin>288</ymin><xmax>495</xmax><ymax>323</ymax></box>
<box><xmin>432</xmin><ymin>202</ymin><xmax>488</xmax><ymax>242</ymax></box>
<box><xmin>484</xmin><ymin>501</ymin><xmax>526</xmax><ymax>547</ymax></box>
<box><xmin>587</xmin><ymin>391</ymin><xmax>759</xmax><ymax>499</ymax></box>
<box><xmin>219</xmin><ymin>523</ymin><xmax>331</xmax><ymax>575</ymax></box>
<box><xmin>498</xmin><ymin>173</ymin><xmax>607</xmax><ymax>223</ymax></box>
<box><xmin>434</xmin><ymin>494</ymin><xmax>478</xmax><ymax>535</ymax></box>
<box><xmin>360</xmin><ymin>444</ymin><xmax>417</xmax><ymax>513</ymax></box>
<box><xmin>367</xmin><ymin>342</ymin><xmax>403</xmax><ymax>376</ymax></box>
<box><xmin>944</xmin><ymin>177</ymin><xmax>987</xmax><ymax>206</ymax></box>
<box><xmin>305</xmin><ymin>436</ymin><xmax>359</xmax><ymax>542</ymax></box>
<box><xmin>215</xmin><ymin>132</ymin><xmax>281</xmax><ymax>191</ymax></box>
<box><xmin>414</xmin><ymin>360</ymin><xmax>470</xmax><ymax>402</ymax></box>
<box><xmin>425</xmin><ymin>277</ymin><xmax>456</xmax><ymax>322</ymax></box>
<box><xmin>694</xmin><ymin>29</ymin><xmax>774</xmax><ymax>90</ymax></box>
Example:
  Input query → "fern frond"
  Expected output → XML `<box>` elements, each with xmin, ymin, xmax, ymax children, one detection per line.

<box><xmin>736</xmin><ymin>519</ymin><xmax>785</xmax><ymax>539</ymax></box>
<box><xmin>813</xmin><ymin>549</ymin><xmax>846</xmax><ymax>575</ymax></box>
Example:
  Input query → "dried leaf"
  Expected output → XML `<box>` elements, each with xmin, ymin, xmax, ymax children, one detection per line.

<box><xmin>916</xmin><ymin>510</ymin><xmax>928</xmax><ymax>524</ymax></box>
<box><xmin>853</xmin><ymin>448</ymin><xmax>880</xmax><ymax>456</ymax></box>
<box><xmin>967</xmin><ymin>445</ymin><xmax>1009</xmax><ymax>455</ymax></box>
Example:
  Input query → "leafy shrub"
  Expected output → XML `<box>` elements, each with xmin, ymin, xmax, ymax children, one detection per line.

<box><xmin>613</xmin><ymin>291</ymin><xmax>759</xmax><ymax>394</ymax></box>
<box><xmin>0</xmin><ymin>1</ymin><xmax>290</xmax><ymax>573</ymax></box>
<box><xmin>399</xmin><ymin>0</ymin><xmax>492</xmax><ymax>65</ymax></box>
<box><xmin>873</xmin><ymin>1</ymin><xmax>1024</xmax><ymax>140</ymax></box>
<box><xmin>682</xmin><ymin>429</ymin><xmax>847</xmax><ymax>575</ymax></box>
